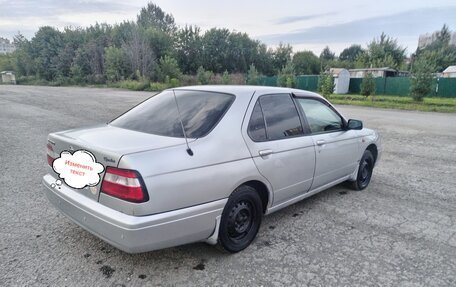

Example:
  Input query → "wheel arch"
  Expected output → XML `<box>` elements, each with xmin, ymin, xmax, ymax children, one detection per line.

<box><xmin>235</xmin><ymin>180</ymin><xmax>271</xmax><ymax>214</ymax></box>
<box><xmin>366</xmin><ymin>143</ymin><xmax>378</xmax><ymax>164</ymax></box>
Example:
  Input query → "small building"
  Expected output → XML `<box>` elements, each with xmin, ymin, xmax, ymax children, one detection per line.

<box><xmin>442</xmin><ymin>66</ymin><xmax>456</xmax><ymax>78</ymax></box>
<box><xmin>330</xmin><ymin>68</ymin><xmax>350</xmax><ymax>94</ymax></box>
<box><xmin>1</xmin><ymin>71</ymin><xmax>16</xmax><ymax>84</ymax></box>
<box><xmin>418</xmin><ymin>30</ymin><xmax>456</xmax><ymax>49</ymax></box>
<box><xmin>348</xmin><ymin>67</ymin><xmax>409</xmax><ymax>78</ymax></box>
<box><xmin>0</xmin><ymin>37</ymin><xmax>16</xmax><ymax>55</ymax></box>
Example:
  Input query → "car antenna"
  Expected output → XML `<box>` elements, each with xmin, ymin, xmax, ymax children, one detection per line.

<box><xmin>172</xmin><ymin>89</ymin><xmax>194</xmax><ymax>156</ymax></box>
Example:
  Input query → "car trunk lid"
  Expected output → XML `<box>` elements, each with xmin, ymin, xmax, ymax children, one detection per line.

<box><xmin>47</xmin><ymin>124</ymin><xmax>190</xmax><ymax>201</ymax></box>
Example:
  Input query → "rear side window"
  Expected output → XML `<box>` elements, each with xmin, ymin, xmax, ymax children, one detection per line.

<box><xmin>111</xmin><ymin>90</ymin><xmax>234</xmax><ymax>138</ymax></box>
<box><xmin>248</xmin><ymin>101</ymin><xmax>267</xmax><ymax>141</ymax></box>
<box><xmin>252</xmin><ymin>94</ymin><xmax>303</xmax><ymax>141</ymax></box>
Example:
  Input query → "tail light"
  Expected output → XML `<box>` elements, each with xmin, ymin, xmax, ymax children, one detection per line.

<box><xmin>101</xmin><ymin>167</ymin><xmax>149</xmax><ymax>203</ymax></box>
<box><xmin>47</xmin><ymin>143</ymin><xmax>57</xmax><ymax>166</ymax></box>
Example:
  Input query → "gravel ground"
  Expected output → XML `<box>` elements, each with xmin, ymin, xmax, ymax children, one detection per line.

<box><xmin>1</xmin><ymin>85</ymin><xmax>455</xmax><ymax>287</ymax></box>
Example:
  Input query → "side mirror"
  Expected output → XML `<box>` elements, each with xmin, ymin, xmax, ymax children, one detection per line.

<box><xmin>347</xmin><ymin>119</ymin><xmax>363</xmax><ymax>130</ymax></box>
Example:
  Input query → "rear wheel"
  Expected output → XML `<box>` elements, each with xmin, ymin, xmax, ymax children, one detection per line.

<box><xmin>352</xmin><ymin>150</ymin><xmax>374</xmax><ymax>190</ymax></box>
<box><xmin>218</xmin><ymin>185</ymin><xmax>262</xmax><ymax>253</ymax></box>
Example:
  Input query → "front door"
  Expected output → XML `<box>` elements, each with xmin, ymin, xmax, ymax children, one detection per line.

<box><xmin>295</xmin><ymin>98</ymin><xmax>359</xmax><ymax>189</ymax></box>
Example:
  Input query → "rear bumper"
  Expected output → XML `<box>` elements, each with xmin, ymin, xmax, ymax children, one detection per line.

<box><xmin>42</xmin><ymin>174</ymin><xmax>226</xmax><ymax>253</ymax></box>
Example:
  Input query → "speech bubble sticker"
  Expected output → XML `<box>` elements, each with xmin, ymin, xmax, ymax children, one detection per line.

<box><xmin>52</xmin><ymin>150</ymin><xmax>105</xmax><ymax>189</ymax></box>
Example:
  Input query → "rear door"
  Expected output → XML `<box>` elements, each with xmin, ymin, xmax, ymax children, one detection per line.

<box><xmin>295</xmin><ymin>97</ymin><xmax>359</xmax><ymax>189</ymax></box>
<box><xmin>243</xmin><ymin>93</ymin><xmax>316</xmax><ymax>206</ymax></box>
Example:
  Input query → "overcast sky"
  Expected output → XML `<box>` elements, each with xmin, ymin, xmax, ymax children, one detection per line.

<box><xmin>1</xmin><ymin>0</ymin><xmax>455</xmax><ymax>55</ymax></box>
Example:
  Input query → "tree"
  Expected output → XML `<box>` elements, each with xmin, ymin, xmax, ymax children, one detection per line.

<box><xmin>360</xmin><ymin>73</ymin><xmax>376</xmax><ymax>97</ymax></box>
<box><xmin>30</xmin><ymin>26</ymin><xmax>64</xmax><ymax>81</ymax></box>
<box><xmin>277</xmin><ymin>61</ymin><xmax>296</xmax><ymax>87</ymax></box>
<box><xmin>176</xmin><ymin>25</ymin><xmax>202</xmax><ymax>74</ymax></box>
<box><xmin>414</xmin><ymin>25</ymin><xmax>456</xmax><ymax>73</ymax></box>
<box><xmin>359</xmin><ymin>33</ymin><xmax>406</xmax><ymax>69</ymax></box>
<box><xmin>137</xmin><ymin>2</ymin><xmax>176</xmax><ymax>33</ymax></box>
<box><xmin>339</xmin><ymin>45</ymin><xmax>364</xmax><ymax>62</ymax></box>
<box><xmin>145</xmin><ymin>27</ymin><xmax>174</xmax><ymax>60</ymax></box>
<box><xmin>292</xmin><ymin>51</ymin><xmax>320</xmax><ymax>75</ymax></box>
<box><xmin>0</xmin><ymin>54</ymin><xmax>15</xmax><ymax>72</ymax></box>
<box><xmin>226</xmin><ymin>32</ymin><xmax>258</xmax><ymax>73</ymax></box>
<box><xmin>71</xmin><ymin>47</ymin><xmax>92</xmax><ymax>83</ymax></box>
<box><xmin>55</xmin><ymin>28</ymin><xmax>85</xmax><ymax>79</ymax></box>
<box><xmin>11</xmin><ymin>33</ymin><xmax>34</xmax><ymax>76</ymax></box>
<box><xmin>104</xmin><ymin>46</ymin><xmax>126</xmax><ymax>81</ymax></box>
<box><xmin>318</xmin><ymin>71</ymin><xmax>334</xmax><ymax>97</ymax></box>
<box><xmin>254</xmin><ymin>43</ymin><xmax>275</xmax><ymax>76</ymax></box>
<box><xmin>111</xmin><ymin>21</ymin><xmax>136</xmax><ymax>47</ymax></box>
<box><xmin>437</xmin><ymin>24</ymin><xmax>451</xmax><ymax>46</ymax></box>
<box><xmin>273</xmin><ymin>43</ymin><xmax>293</xmax><ymax>72</ymax></box>
<box><xmin>122</xmin><ymin>26</ymin><xmax>156</xmax><ymax>80</ymax></box>
<box><xmin>422</xmin><ymin>24</ymin><xmax>451</xmax><ymax>51</ymax></box>
<box><xmin>201</xmin><ymin>28</ymin><xmax>231</xmax><ymax>73</ymax></box>
<box><xmin>410</xmin><ymin>57</ymin><xmax>434</xmax><ymax>101</ymax></box>
<box><xmin>13</xmin><ymin>33</ymin><xmax>27</xmax><ymax>46</ymax></box>
<box><xmin>55</xmin><ymin>44</ymin><xmax>76</xmax><ymax>78</ymax></box>
<box><xmin>320</xmin><ymin>46</ymin><xmax>335</xmax><ymax>61</ymax></box>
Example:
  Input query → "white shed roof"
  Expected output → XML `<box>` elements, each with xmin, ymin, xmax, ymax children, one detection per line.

<box><xmin>442</xmin><ymin>66</ymin><xmax>456</xmax><ymax>73</ymax></box>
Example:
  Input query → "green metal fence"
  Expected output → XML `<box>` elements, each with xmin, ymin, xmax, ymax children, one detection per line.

<box><xmin>257</xmin><ymin>75</ymin><xmax>320</xmax><ymax>91</ymax></box>
<box><xmin>296</xmin><ymin>75</ymin><xmax>319</xmax><ymax>91</ymax></box>
<box><xmin>348</xmin><ymin>77</ymin><xmax>456</xmax><ymax>97</ymax></box>
<box><xmin>256</xmin><ymin>76</ymin><xmax>278</xmax><ymax>87</ymax></box>
<box><xmin>257</xmin><ymin>75</ymin><xmax>456</xmax><ymax>97</ymax></box>
<box><xmin>436</xmin><ymin>78</ymin><xmax>456</xmax><ymax>97</ymax></box>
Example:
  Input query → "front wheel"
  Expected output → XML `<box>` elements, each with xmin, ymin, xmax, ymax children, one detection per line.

<box><xmin>218</xmin><ymin>185</ymin><xmax>263</xmax><ymax>253</ymax></box>
<box><xmin>351</xmin><ymin>150</ymin><xmax>374</xmax><ymax>190</ymax></box>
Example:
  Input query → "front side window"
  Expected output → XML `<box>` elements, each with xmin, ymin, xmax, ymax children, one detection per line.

<box><xmin>111</xmin><ymin>90</ymin><xmax>234</xmax><ymax>138</ymax></box>
<box><xmin>296</xmin><ymin>98</ymin><xmax>343</xmax><ymax>134</ymax></box>
<box><xmin>258</xmin><ymin>94</ymin><xmax>304</xmax><ymax>140</ymax></box>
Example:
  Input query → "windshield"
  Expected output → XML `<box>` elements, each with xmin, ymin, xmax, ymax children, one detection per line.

<box><xmin>110</xmin><ymin>90</ymin><xmax>235</xmax><ymax>138</ymax></box>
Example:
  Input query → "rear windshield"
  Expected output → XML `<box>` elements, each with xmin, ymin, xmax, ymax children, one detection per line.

<box><xmin>110</xmin><ymin>90</ymin><xmax>235</xmax><ymax>138</ymax></box>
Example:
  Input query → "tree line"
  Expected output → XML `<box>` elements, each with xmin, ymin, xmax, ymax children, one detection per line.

<box><xmin>0</xmin><ymin>2</ymin><xmax>455</xmax><ymax>93</ymax></box>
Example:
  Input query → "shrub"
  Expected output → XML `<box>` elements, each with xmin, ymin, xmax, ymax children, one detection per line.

<box><xmin>149</xmin><ymin>82</ymin><xmax>169</xmax><ymax>91</ymax></box>
<box><xmin>277</xmin><ymin>61</ymin><xmax>296</xmax><ymax>87</ymax></box>
<box><xmin>360</xmin><ymin>73</ymin><xmax>376</xmax><ymax>97</ymax></box>
<box><xmin>247</xmin><ymin>64</ymin><xmax>259</xmax><ymax>85</ymax></box>
<box><xmin>196</xmin><ymin>66</ymin><xmax>213</xmax><ymax>85</ymax></box>
<box><xmin>229</xmin><ymin>73</ymin><xmax>246</xmax><ymax>85</ymax></box>
<box><xmin>155</xmin><ymin>55</ymin><xmax>182</xmax><ymax>82</ymax></box>
<box><xmin>410</xmin><ymin>58</ymin><xmax>434</xmax><ymax>102</ymax></box>
<box><xmin>169</xmin><ymin>78</ymin><xmax>180</xmax><ymax>88</ymax></box>
<box><xmin>318</xmin><ymin>71</ymin><xmax>334</xmax><ymax>97</ymax></box>
<box><xmin>180</xmin><ymin>74</ymin><xmax>198</xmax><ymax>86</ymax></box>
<box><xmin>222</xmin><ymin>70</ymin><xmax>230</xmax><ymax>84</ymax></box>
<box><xmin>116</xmin><ymin>79</ymin><xmax>149</xmax><ymax>91</ymax></box>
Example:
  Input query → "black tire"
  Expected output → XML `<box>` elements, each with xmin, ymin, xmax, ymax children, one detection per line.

<box><xmin>218</xmin><ymin>185</ymin><xmax>263</xmax><ymax>253</ymax></box>
<box><xmin>351</xmin><ymin>150</ymin><xmax>374</xmax><ymax>190</ymax></box>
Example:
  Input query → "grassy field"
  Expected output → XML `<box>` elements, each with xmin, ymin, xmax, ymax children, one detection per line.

<box><xmin>328</xmin><ymin>94</ymin><xmax>456</xmax><ymax>113</ymax></box>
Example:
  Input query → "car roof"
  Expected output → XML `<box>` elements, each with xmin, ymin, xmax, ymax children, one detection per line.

<box><xmin>172</xmin><ymin>85</ymin><xmax>324</xmax><ymax>99</ymax></box>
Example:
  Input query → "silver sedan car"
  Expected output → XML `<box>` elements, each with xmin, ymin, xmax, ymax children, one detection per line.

<box><xmin>42</xmin><ymin>86</ymin><xmax>381</xmax><ymax>253</ymax></box>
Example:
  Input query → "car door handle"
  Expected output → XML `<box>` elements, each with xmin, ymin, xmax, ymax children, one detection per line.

<box><xmin>316</xmin><ymin>140</ymin><xmax>326</xmax><ymax>146</ymax></box>
<box><xmin>259</xmin><ymin>149</ymin><xmax>273</xmax><ymax>157</ymax></box>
